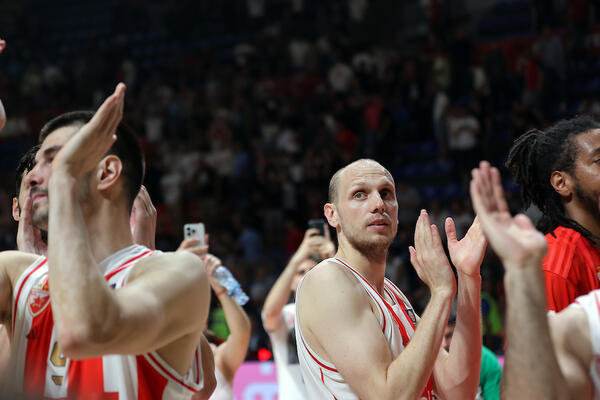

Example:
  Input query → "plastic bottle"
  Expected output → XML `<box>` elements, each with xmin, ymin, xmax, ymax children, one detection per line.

<box><xmin>212</xmin><ymin>266</ymin><xmax>250</xmax><ymax>306</ymax></box>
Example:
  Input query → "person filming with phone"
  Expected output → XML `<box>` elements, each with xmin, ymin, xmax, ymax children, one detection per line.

<box><xmin>262</xmin><ymin>220</ymin><xmax>335</xmax><ymax>400</ymax></box>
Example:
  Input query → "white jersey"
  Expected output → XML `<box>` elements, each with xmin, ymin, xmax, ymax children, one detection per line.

<box><xmin>295</xmin><ymin>257</ymin><xmax>434</xmax><ymax>399</ymax></box>
<box><xmin>262</xmin><ymin>303</ymin><xmax>307</xmax><ymax>400</ymax></box>
<box><xmin>6</xmin><ymin>244</ymin><xmax>204</xmax><ymax>399</ymax></box>
<box><xmin>209</xmin><ymin>367</ymin><xmax>233</xmax><ymax>400</ymax></box>
<box><xmin>571</xmin><ymin>289</ymin><xmax>600</xmax><ymax>399</ymax></box>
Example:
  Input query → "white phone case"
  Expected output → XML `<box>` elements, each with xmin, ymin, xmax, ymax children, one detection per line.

<box><xmin>183</xmin><ymin>223</ymin><xmax>205</xmax><ymax>245</ymax></box>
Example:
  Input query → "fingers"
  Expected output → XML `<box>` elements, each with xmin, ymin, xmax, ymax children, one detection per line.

<box><xmin>490</xmin><ymin>166</ymin><xmax>509</xmax><ymax>213</ymax></box>
<box><xmin>514</xmin><ymin>214</ymin><xmax>535</xmax><ymax>230</ymax></box>
<box><xmin>0</xmin><ymin>39</ymin><xmax>5</xmax><ymax>53</ymax></box>
<box><xmin>445</xmin><ymin>217</ymin><xmax>457</xmax><ymax>243</ymax></box>
<box><xmin>304</xmin><ymin>228</ymin><xmax>320</xmax><ymax>239</ymax></box>
<box><xmin>323</xmin><ymin>223</ymin><xmax>331</xmax><ymax>240</ymax></box>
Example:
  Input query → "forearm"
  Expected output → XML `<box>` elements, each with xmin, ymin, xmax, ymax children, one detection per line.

<box><xmin>501</xmin><ymin>264</ymin><xmax>569</xmax><ymax>400</ymax></box>
<box><xmin>219</xmin><ymin>292</ymin><xmax>251</xmax><ymax>343</ymax></box>
<box><xmin>48</xmin><ymin>174</ymin><xmax>118</xmax><ymax>355</ymax></box>
<box><xmin>385</xmin><ymin>291</ymin><xmax>452</xmax><ymax>400</ymax></box>
<box><xmin>436</xmin><ymin>272</ymin><xmax>482</xmax><ymax>399</ymax></box>
<box><xmin>262</xmin><ymin>257</ymin><xmax>299</xmax><ymax>327</ymax></box>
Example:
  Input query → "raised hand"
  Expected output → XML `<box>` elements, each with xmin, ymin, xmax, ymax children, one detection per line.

<box><xmin>409</xmin><ymin>210</ymin><xmax>456</xmax><ymax>296</ymax></box>
<box><xmin>177</xmin><ymin>234</ymin><xmax>209</xmax><ymax>257</ymax></box>
<box><xmin>470</xmin><ymin>161</ymin><xmax>547</xmax><ymax>268</ymax></box>
<box><xmin>446</xmin><ymin>216</ymin><xmax>487</xmax><ymax>277</ymax></box>
<box><xmin>203</xmin><ymin>253</ymin><xmax>226</xmax><ymax>293</ymax></box>
<box><xmin>130</xmin><ymin>186</ymin><xmax>157</xmax><ymax>250</ymax></box>
<box><xmin>51</xmin><ymin>83</ymin><xmax>126</xmax><ymax>180</ymax></box>
<box><xmin>16</xmin><ymin>196</ymin><xmax>47</xmax><ymax>256</ymax></box>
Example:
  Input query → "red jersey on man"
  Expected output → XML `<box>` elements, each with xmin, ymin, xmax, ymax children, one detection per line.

<box><xmin>543</xmin><ymin>226</ymin><xmax>600</xmax><ymax>312</ymax></box>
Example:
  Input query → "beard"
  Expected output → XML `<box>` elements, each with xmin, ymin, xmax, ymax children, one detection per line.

<box><xmin>31</xmin><ymin>205</ymin><xmax>48</xmax><ymax>231</ymax></box>
<box><xmin>574</xmin><ymin>180</ymin><xmax>600</xmax><ymax>217</ymax></box>
<box><xmin>343</xmin><ymin>222</ymin><xmax>396</xmax><ymax>262</ymax></box>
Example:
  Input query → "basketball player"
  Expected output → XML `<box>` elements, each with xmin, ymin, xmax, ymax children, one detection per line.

<box><xmin>262</xmin><ymin>226</ymin><xmax>335</xmax><ymax>400</ymax></box>
<box><xmin>470</xmin><ymin>160</ymin><xmax>600</xmax><ymax>399</ymax></box>
<box><xmin>506</xmin><ymin>116</ymin><xmax>600</xmax><ymax>312</ymax></box>
<box><xmin>295</xmin><ymin>159</ymin><xmax>486</xmax><ymax>399</ymax></box>
<box><xmin>0</xmin><ymin>84</ymin><xmax>214</xmax><ymax>399</ymax></box>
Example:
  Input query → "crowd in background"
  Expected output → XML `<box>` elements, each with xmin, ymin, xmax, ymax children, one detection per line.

<box><xmin>1</xmin><ymin>0</ymin><xmax>600</xmax><ymax>359</ymax></box>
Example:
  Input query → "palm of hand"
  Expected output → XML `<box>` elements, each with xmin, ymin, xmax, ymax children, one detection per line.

<box><xmin>448</xmin><ymin>220</ymin><xmax>486</xmax><ymax>276</ymax></box>
<box><xmin>53</xmin><ymin>84</ymin><xmax>124</xmax><ymax>179</ymax></box>
<box><xmin>486</xmin><ymin>212</ymin><xmax>547</xmax><ymax>266</ymax></box>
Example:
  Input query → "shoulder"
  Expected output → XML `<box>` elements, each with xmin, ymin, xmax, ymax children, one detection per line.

<box><xmin>543</xmin><ymin>227</ymin><xmax>581</xmax><ymax>274</ymax></box>
<box><xmin>298</xmin><ymin>260</ymin><xmax>370</xmax><ymax>317</ymax></box>
<box><xmin>0</xmin><ymin>251</ymin><xmax>42</xmax><ymax>282</ymax></box>
<box><xmin>128</xmin><ymin>250</ymin><xmax>206</xmax><ymax>283</ymax></box>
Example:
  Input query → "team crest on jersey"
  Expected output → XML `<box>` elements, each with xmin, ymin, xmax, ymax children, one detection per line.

<box><xmin>28</xmin><ymin>275</ymin><xmax>50</xmax><ymax>316</ymax></box>
<box><xmin>406</xmin><ymin>309</ymin><xmax>417</xmax><ymax>324</ymax></box>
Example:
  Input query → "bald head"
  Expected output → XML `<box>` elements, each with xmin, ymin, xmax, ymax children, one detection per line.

<box><xmin>328</xmin><ymin>159</ymin><xmax>393</xmax><ymax>204</ymax></box>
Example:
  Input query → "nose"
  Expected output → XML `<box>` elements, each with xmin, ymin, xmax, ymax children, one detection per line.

<box><xmin>370</xmin><ymin>191</ymin><xmax>385</xmax><ymax>213</ymax></box>
<box><xmin>24</xmin><ymin>164</ymin><xmax>43</xmax><ymax>189</ymax></box>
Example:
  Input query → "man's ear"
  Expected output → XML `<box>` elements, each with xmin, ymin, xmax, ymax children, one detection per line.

<box><xmin>550</xmin><ymin>171</ymin><xmax>573</xmax><ymax>199</ymax></box>
<box><xmin>324</xmin><ymin>203</ymin><xmax>339</xmax><ymax>229</ymax></box>
<box><xmin>96</xmin><ymin>155</ymin><xmax>123</xmax><ymax>193</ymax></box>
<box><xmin>12</xmin><ymin>197</ymin><xmax>20</xmax><ymax>222</ymax></box>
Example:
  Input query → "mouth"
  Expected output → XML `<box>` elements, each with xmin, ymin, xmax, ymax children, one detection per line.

<box><xmin>367</xmin><ymin>219</ymin><xmax>390</xmax><ymax>229</ymax></box>
<box><xmin>31</xmin><ymin>193</ymin><xmax>47</xmax><ymax>202</ymax></box>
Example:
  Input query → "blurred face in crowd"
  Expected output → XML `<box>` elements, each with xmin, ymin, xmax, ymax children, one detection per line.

<box><xmin>327</xmin><ymin>160</ymin><xmax>398</xmax><ymax>259</ymax></box>
<box><xmin>291</xmin><ymin>258</ymin><xmax>318</xmax><ymax>293</ymax></box>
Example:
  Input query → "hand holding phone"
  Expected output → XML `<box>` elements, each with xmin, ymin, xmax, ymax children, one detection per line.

<box><xmin>184</xmin><ymin>223</ymin><xmax>206</xmax><ymax>246</ymax></box>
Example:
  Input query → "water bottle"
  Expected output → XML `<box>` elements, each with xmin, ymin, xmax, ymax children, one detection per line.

<box><xmin>212</xmin><ymin>266</ymin><xmax>250</xmax><ymax>306</ymax></box>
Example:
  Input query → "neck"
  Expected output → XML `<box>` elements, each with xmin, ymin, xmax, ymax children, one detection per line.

<box><xmin>84</xmin><ymin>201</ymin><xmax>135</xmax><ymax>262</ymax></box>
<box><xmin>565</xmin><ymin>203</ymin><xmax>600</xmax><ymax>247</ymax></box>
<box><xmin>335</xmin><ymin>239</ymin><xmax>387</xmax><ymax>294</ymax></box>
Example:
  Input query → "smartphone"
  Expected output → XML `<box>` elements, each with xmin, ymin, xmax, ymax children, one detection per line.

<box><xmin>184</xmin><ymin>223</ymin><xmax>206</xmax><ymax>245</ymax></box>
<box><xmin>307</xmin><ymin>219</ymin><xmax>327</xmax><ymax>236</ymax></box>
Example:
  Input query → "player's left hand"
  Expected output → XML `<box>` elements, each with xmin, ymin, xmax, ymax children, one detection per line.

<box><xmin>17</xmin><ymin>196</ymin><xmax>47</xmax><ymax>256</ymax></box>
<box><xmin>446</xmin><ymin>216</ymin><xmax>487</xmax><ymax>277</ymax></box>
<box><xmin>51</xmin><ymin>83</ymin><xmax>126</xmax><ymax>180</ymax></box>
<box><xmin>130</xmin><ymin>186</ymin><xmax>157</xmax><ymax>250</ymax></box>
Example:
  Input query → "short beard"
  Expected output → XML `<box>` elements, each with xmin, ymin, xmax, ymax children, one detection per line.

<box><xmin>32</xmin><ymin>208</ymin><xmax>48</xmax><ymax>231</ymax></box>
<box><xmin>345</xmin><ymin>229</ymin><xmax>393</xmax><ymax>263</ymax></box>
<box><xmin>574</xmin><ymin>181</ymin><xmax>599</xmax><ymax>218</ymax></box>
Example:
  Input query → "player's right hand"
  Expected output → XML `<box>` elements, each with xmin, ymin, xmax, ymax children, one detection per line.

<box><xmin>409</xmin><ymin>210</ymin><xmax>456</xmax><ymax>296</ymax></box>
<box><xmin>470</xmin><ymin>161</ymin><xmax>547</xmax><ymax>269</ymax></box>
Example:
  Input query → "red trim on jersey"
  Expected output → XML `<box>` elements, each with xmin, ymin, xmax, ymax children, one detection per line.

<box><xmin>104</xmin><ymin>250</ymin><xmax>153</xmax><ymax>281</ymax></box>
<box><xmin>385</xmin><ymin>282</ymin><xmax>417</xmax><ymax>331</ymax></box>
<box><xmin>146</xmin><ymin>352</ymin><xmax>199</xmax><ymax>392</ymax></box>
<box><xmin>137</xmin><ymin>355</ymin><xmax>169</xmax><ymax>399</ymax></box>
<box><xmin>68</xmin><ymin>357</ymin><xmax>111</xmax><ymax>398</ymax></box>
<box><xmin>299</xmin><ymin>334</ymin><xmax>339</xmax><ymax>372</ymax></box>
<box><xmin>334</xmin><ymin>258</ymin><xmax>411</xmax><ymax>345</ymax></box>
<box><xmin>320</xmin><ymin>368</ymin><xmax>324</xmax><ymax>383</ymax></box>
<box><xmin>12</xmin><ymin>258</ymin><xmax>47</xmax><ymax>336</ymax></box>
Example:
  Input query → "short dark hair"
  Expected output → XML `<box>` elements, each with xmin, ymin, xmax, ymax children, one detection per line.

<box><xmin>506</xmin><ymin>115</ymin><xmax>600</xmax><ymax>242</ymax></box>
<box><xmin>39</xmin><ymin>111</ymin><xmax>144</xmax><ymax>210</ymax></box>
<box><xmin>15</xmin><ymin>144</ymin><xmax>40</xmax><ymax>197</ymax></box>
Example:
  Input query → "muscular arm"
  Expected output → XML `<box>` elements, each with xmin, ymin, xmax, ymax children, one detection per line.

<box><xmin>48</xmin><ymin>174</ymin><xmax>209</xmax><ymax>362</ymax></box>
<box><xmin>298</xmin><ymin>263</ymin><xmax>453</xmax><ymax>400</ymax></box>
<box><xmin>500</xmin><ymin>264</ymin><xmax>572</xmax><ymax>399</ymax></box>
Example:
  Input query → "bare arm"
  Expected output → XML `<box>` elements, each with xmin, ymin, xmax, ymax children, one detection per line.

<box><xmin>469</xmin><ymin>161</ymin><xmax>574</xmax><ymax>400</ymax></box>
<box><xmin>432</xmin><ymin>217</ymin><xmax>485</xmax><ymax>399</ymax></box>
<box><xmin>262</xmin><ymin>228</ymin><xmax>330</xmax><ymax>332</ymax></box>
<box><xmin>204</xmin><ymin>254</ymin><xmax>251</xmax><ymax>382</ymax></box>
<box><xmin>47</xmin><ymin>85</ymin><xmax>210</xmax><ymax>362</ymax></box>
<box><xmin>298</xmin><ymin>211</ymin><xmax>455</xmax><ymax>400</ymax></box>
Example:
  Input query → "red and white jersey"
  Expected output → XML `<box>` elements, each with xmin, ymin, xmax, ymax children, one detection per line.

<box><xmin>571</xmin><ymin>290</ymin><xmax>600</xmax><ymax>399</ymax></box>
<box><xmin>295</xmin><ymin>257</ymin><xmax>434</xmax><ymax>400</ymax></box>
<box><xmin>7</xmin><ymin>244</ymin><xmax>204</xmax><ymax>399</ymax></box>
